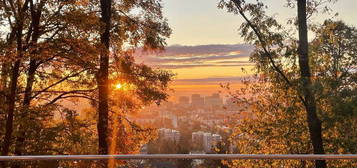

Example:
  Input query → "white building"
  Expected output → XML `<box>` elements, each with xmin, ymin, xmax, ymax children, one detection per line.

<box><xmin>203</xmin><ymin>133</ymin><xmax>213</xmax><ymax>152</ymax></box>
<box><xmin>158</xmin><ymin>128</ymin><xmax>180</xmax><ymax>142</ymax></box>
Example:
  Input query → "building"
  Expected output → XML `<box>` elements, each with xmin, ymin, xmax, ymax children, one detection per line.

<box><xmin>158</xmin><ymin>128</ymin><xmax>180</xmax><ymax>142</ymax></box>
<box><xmin>212</xmin><ymin>134</ymin><xmax>222</xmax><ymax>145</ymax></box>
<box><xmin>203</xmin><ymin>133</ymin><xmax>213</xmax><ymax>152</ymax></box>
<box><xmin>192</xmin><ymin>131</ymin><xmax>222</xmax><ymax>153</ymax></box>
<box><xmin>192</xmin><ymin>131</ymin><xmax>205</xmax><ymax>150</ymax></box>
<box><xmin>178</xmin><ymin>96</ymin><xmax>190</xmax><ymax>107</ymax></box>
<box><xmin>191</xmin><ymin>94</ymin><xmax>204</xmax><ymax>107</ymax></box>
<box><xmin>204</xmin><ymin>133</ymin><xmax>222</xmax><ymax>153</ymax></box>
<box><xmin>192</xmin><ymin>131</ymin><xmax>204</xmax><ymax>142</ymax></box>
<box><xmin>205</xmin><ymin>93</ymin><xmax>223</xmax><ymax>108</ymax></box>
<box><xmin>170</xmin><ymin>115</ymin><xmax>178</xmax><ymax>128</ymax></box>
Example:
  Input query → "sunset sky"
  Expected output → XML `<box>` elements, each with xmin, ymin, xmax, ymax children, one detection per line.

<box><xmin>136</xmin><ymin>0</ymin><xmax>357</xmax><ymax>96</ymax></box>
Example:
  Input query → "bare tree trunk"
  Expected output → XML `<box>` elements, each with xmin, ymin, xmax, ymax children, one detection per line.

<box><xmin>297</xmin><ymin>1</ymin><xmax>326</xmax><ymax>168</ymax></box>
<box><xmin>97</xmin><ymin>0</ymin><xmax>112</xmax><ymax>158</ymax></box>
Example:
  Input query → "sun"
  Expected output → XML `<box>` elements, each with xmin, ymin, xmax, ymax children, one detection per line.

<box><xmin>115</xmin><ymin>83</ymin><xmax>122</xmax><ymax>89</ymax></box>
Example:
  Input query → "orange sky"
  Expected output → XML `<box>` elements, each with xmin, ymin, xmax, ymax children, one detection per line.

<box><xmin>171</xmin><ymin>65</ymin><xmax>254</xmax><ymax>80</ymax></box>
<box><xmin>169</xmin><ymin>65</ymin><xmax>255</xmax><ymax>96</ymax></box>
<box><xmin>134</xmin><ymin>44</ymin><xmax>255</xmax><ymax>96</ymax></box>
<box><xmin>170</xmin><ymin>81</ymin><xmax>247</xmax><ymax>98</ymax></box>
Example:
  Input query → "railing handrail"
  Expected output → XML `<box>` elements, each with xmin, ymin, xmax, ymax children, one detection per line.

<box><xmin>1</xmin><ymin>154</ymin><xmax>357</xmax><ymax>161</ymax></box>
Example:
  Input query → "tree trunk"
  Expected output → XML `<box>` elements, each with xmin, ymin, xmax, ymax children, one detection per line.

<box><xmin>0</xmin><ymin>29</ymin><xmax>16</xmax><ymax>124</ymax></box>
<box><xmin>2</xmin><ymin>12</ymin><xmax>24</xmax><ymax>156</ymax></box>
<box><xmin>14</xmin><ymin>59</ymin><xmax>36</xmax><ymax>155</ymax></box>
<box><xmin>11</xmin><ymin>60</ymin><xmax>36</xmax><ymax>168</ymax></box>
<box><xmin>297</xmin><ymin>1</ymin><xmax>327</xmax><ymax>168</ymax></box>
<box><xmin>97</xmin><ymin>0</ymin><xmax>112</xmax><ymax>157</ymax></box>
<box><xmin>14</xmin><ymin>2</ymin><xmax>42</xmax><ymax>158</ymax></box>
<box><xmin>0</xmin><ymin>63</ymin><xmax>10</xmax><ymax>113</ymax></box>
<box><xmin>1</xmin><ymin>61</ymin><xmax>20</xmax><ymax>156</ymax></box>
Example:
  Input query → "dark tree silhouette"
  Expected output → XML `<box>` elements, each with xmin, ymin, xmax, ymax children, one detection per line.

<box><xmin>297</xmin><ymin>1</ymin><xmax>326</xmax><ymax>167</ymax></box>
<box><xmin>97</xmin><ymin>0</ymin><xmax>112</xmax><ymax>156</ymax></box>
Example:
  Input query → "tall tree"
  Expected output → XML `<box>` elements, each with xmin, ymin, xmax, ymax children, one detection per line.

<box><xmin>0</xmin><ymin>0</ymin><xmax>100</xmax><ymax>160</ymax></box>
<box><xmin>0</xmin><ymin>2</ymin><xmax>172</xmax><ymax>168</ymax></box>
<box><xmin>223</xmin><ymin>20</ymin><xmax>357</xmax><ymax>167</ymax></box>
<box><xmin>219</xmin><ymin>0</ymin><xmax>340</xmax><ymax>167</ymax></box>
<box><xmin>97</xmin><ymin>0</ymin><xmax>112</xmax><ymax>155</ymax></box>
<box><xmin>14</xmin><ymin>0</ymin><xmax>45</xmax><ymax>158</ymax></box>
<box><xmin>95</xmin><ymin>0</ymin><xmax>172</xmax><ymax>157</ymax></box>
<box><xmin>297</xmin><ymin>1</ymin><xmax>326</xmax><ymax>167</ymax></box>
<box><xmin>2</xmin><ymin>0</ymin><xmax>29</xmax><ymax>156</ymax></box>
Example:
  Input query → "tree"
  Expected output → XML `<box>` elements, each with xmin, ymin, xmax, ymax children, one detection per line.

<box><xmin>311</xmin><ymin>20</ymin><xmax>357</xmax><ymax>167</ymax></box>
<box><xmin>0</xmin><ymin>1</ymin><xmax>99</xmax><ymax>162</ymax></box>
<box><xmin>14</xmin><ymin>0</ymin><xmax>49</xmax><ymax>157</ymax></box>
<box><xmin>93</xmin><ymin>0</ymin><xmax>172</xmax><ymax>159</ymax></box>
<box><xmin>297</xmin><ymin>1</ymin><xmax>326</xmax><ymax>167</ymax></box>
<box><xmin>219</xmin><ymin>0</ymin><xmax>355</xmax><ymax>167</ymax></box>
<box><xmin>0</xmin><ymin>2</ymin><xmax>101</xmax><ymax>168</ymax></box>
<box><xmin>97</xmin><ymin>0</ymin><xmax>112</xmax><ymax>156</ymax></box>
<box><xmin>1</xmin><ymin>0</ymin><xmax>28</xmax><ymax>157</ymax></box>
<box><xmin>0</xmin><ymin>2</ymin><xmax>172</xmax><ymax>168</ymax></box>
<box><xmin>223</xmin><ymin>79</ymin><xmax>314</xmax><ymax>167</ymax></box>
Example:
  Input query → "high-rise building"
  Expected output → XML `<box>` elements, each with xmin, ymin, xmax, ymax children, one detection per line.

<box><xmin>205</xmin><ymin>93</ymin><xmax>223</xmax><ymax>108</ymax></box>
<box><xmin>203</xmin><ymin>133</ymin><xmax>213</xmax><ymax>152</ymax></box>
<box><xmin>191</xmin><ymin>94</ymin><xmax>204</xmax><ymax>107</ymax></box>
<box><xmin>178</xmin><ymin>96</ymin><xmax>189</xmax><ymax>107</ymax></box>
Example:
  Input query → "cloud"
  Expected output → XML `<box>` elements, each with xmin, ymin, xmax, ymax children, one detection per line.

<box><xmin>134</xmin><ymin>44</ymin><xmax>254</xmax><ymax>69</ymax></box>
<box><xmin>157</xmin><ymin>63</ymin><xmax>254</xmax><ymax>69</ymax></box>
<box><xmin>173</xmin><ymin>76</ymin><xmax>257</xmax><ymax>87</ymax></box>
<box><xmin>155</xmin><ymin>44</ymin><xmax>253</xmax><ymax>56</ymax></box>
<box><xmin>176</xmin><ymin>76</ymin><xmax>245</xmax><ymax>82</ymax></box>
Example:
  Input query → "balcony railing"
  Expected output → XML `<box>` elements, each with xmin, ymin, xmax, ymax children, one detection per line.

<box><xmin>1</xmin><ymin>154</ymin><xmax>357</xmax><ymax>161</ymax></box>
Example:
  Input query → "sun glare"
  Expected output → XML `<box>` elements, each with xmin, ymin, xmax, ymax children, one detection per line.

<box><xmin>115</xmin><ymin>83</ymin><xmax>122</xmax><ymax>89</ymax></box>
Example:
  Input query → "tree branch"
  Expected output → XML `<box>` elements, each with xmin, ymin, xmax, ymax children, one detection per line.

<box><xmin>45</xmin><ymin>91</ymin><xmax>95</xmax><ymax>106</ymax></box>
<box><xmin>232</xmin><ymin>0</ymin><xmax>307</xmax><ymax>105</ymax></box>
<box><xmin>31</xmin><ymin>69</ymin><xmax>88</xmax><ymax>99</ymax></box>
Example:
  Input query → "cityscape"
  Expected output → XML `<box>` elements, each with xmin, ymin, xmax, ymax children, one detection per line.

<box><xmin>129</xmin><ymin>93</ymin><xmax>251</xmax><ymax>167</ymax></box>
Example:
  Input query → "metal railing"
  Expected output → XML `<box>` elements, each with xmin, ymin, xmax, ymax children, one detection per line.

<box><xmin>1</xmin><ymin>154</ymin><xmax>357</xmax><ymax>162</ymax></box>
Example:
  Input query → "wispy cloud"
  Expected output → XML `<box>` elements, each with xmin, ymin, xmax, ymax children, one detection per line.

<box><xmin>175</xmin><ymin>76</ymin><xmax>245</xmax><ymax>83</ymax></box>
<box><xmin>134</xmin><ymin>44</ymin><xmax>254</xmax><ymax>69</ymax></box>
<box><xmin>158</xmin><ymin>63</ymin><xmax>253</xmax><ymax>69</ymax></box>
